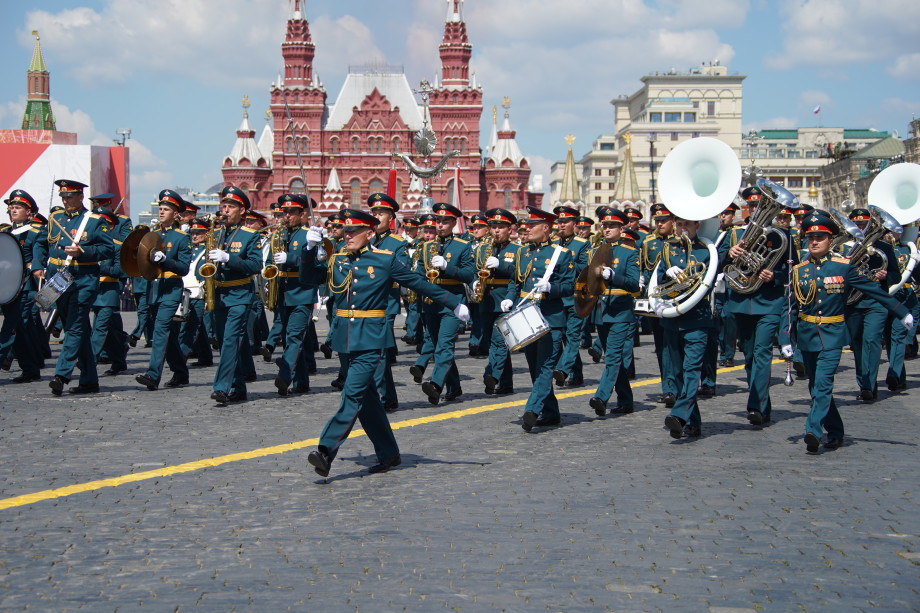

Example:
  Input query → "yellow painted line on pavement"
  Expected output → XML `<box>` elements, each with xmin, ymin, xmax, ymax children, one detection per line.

<box><xmin>0</xmin><ymin>361</ymin><xmax>760</xmax><ymax>511</ymax></box>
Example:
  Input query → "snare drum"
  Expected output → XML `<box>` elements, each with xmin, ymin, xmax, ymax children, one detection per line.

<box><xmin>494</xmin><ymin>301</ymin><xmax>550</xmax><ymax>352</ymax></box>
<box><xmin>0</xmin><ymin>232</ymin><xmax>25</xmax><ymax>305</ymax></box>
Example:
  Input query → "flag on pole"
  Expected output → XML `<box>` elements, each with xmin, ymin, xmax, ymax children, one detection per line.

<box><xmin>812</xmin><ymin>105</ymin><xmax>821</xmax><ymax>115</ymax></box>
<box><xmin>452</xmin><ymin>166</ymin><xmax>466</xmax><ymax>234</ymax></box>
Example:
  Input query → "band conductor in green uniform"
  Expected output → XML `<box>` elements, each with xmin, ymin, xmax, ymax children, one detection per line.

<box><xmin>307</xmin><ymin>209</ymin><xmax>470</xmax><ymax>478</ymax></box>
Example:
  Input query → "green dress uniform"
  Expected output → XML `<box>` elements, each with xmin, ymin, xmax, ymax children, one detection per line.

<box><xmin>91</xmin><ymin>213</ymin><xmax>133</xmax><ymax>375</ymax></box>
<box><xmin>781</xmin><ymin>253</ymin><xmax>909</xmax><ymax>447</ymax></box>
<box><xmin>506</xmin><ymin>239</ymin><xmax>576</xmax><ymax>428</ymax></box>
<box><xmin>178</xmin><ymin>241</ymin><xmax>213</xmax><ymax>366</ymax></box>
<box><xmin>640</xmin><ymin>229</ymin><xmax>677</xmax><ymax>400</ymax></box>
<box><xmin>141</xmin><ymin>223</ymin><xmax>192</xmax><ymax>386</ymax></box>
<box><xmin>718</xmin><ymin>224</ymin><xmax>796</xmax><ymax>422</ymax></box>
<box><xmin>885</xmin><ymin>242</ymin><xmax>919</xmax><ymax>390</ymax></box>
<box><xmin>40</xmin><ymin>206</ymin><xmax>115</xmax><ymax>392</ymax></box>
<box><xmin>659</xmin><ymin>235</ymin><xmax>715</xmax><ymax>437</ymax></box>
<box><xmin>420</xmin><ymin>233</ymin><xmax>475</xmax><ymax>403</ymax></box>
<box><xmin>372</xmin><ymin>229</ymin><xmax>408</xmax><ymax>409</ymax></box>
<box><xmin>483</xmin><ymin>239</ymin><xmax>522</xmax><ymax>394</ymax></box>
<box><xmin>275</xmin><ymin>224</ymin><xmax>325</xmax><ymax>393</ymax></box>
<box><xmin>0</xmin><ymin>219</ymin><xmax>45</xmax><ymax>381</ymax></box>
<box><xmin>552</xmin><ymin>232</ymin><xmax>590</xmax><ymax>385</ymax></box>
<box><xmin>210</xmin><ymin>222</ymin><xmax>262</xmax><ymax>400</ymax></box>
<box><xmin>316</xmin><ymin>236</ymin><xmax>462</xmax><ymax>471</ymax></box>
<box><xmin>588</xmin><ymin>240</ymin><xmax>640</xmax><ymax>413</ymax></box>
<box><xmin>843</xmin><ymin>238</ymin><xmax>901</xmax><ymax>399</ymax></box>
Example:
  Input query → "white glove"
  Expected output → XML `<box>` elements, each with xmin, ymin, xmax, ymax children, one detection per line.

<box><xmin>654</xmin><ymin>302</ymin><xmax>667</xmax><ymax>318</ymax></box>
<box><xmin>306</xmin><ymin>226</ymin><xmax>323</xmax><ymax>248</ymax></box>
<box><xmin>533</xmin><ymin>279</ymin><xmax>551</xmax><ymax>293</ymax></box>
<box><xmin>901</xmin><ymin>313</ymin><xmax>914</xmax><ymax>330</ymax></box>
<box><xmin>454</xmin><ymin>303</ymin><xmax>471</xmax><ymax>323</ymax></box>
<box><xmin>639</xmin><ymin>276</ymin><xmax>646</xmax><ymax>290</ymax></box>
<box><xmin>666</xmin><ymin>266</ymin><xmax>683</xmax><ymax>279</ymax></box>
<box><xmin>431</xmin><ymin>255</ymin><xmax>447</xmax><ymax>270</ymax></box>
<box><xmin>208</xmin><ymin>249</ymin><xmax>230</xmax><ymax>263</ymax></box>
<box><xmin>781</xmin><ymin>344</ymin><xmax>794</xmax><ymax>358</ymax></box>
<box><xmin>601</xmin><ymin>266</ymin><xmax>613</xmax><ymax>280</ymax></box>
<box><xmin>500</xmin><ymin>299</ymin><xmax>514</xmax><ymax>312</ymax></box>
<box><xmin>485</xmin><ymin>256</ymin><xmax>500</xmax><ymax>269</ymax></box>
<box><xmin>273</xmin><ymin>251</ymin><xmax>288</xmax><ymax>265</ymax></box>
<box><xmin>150</xmin><ymin>250</ymin><xmax>166</xmax><ymax>263</ymax></box>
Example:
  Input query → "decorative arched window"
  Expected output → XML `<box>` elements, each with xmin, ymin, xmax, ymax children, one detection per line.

<box><xmin>369</xmin><ymin>179</ymin><xmax>384</xmax><ymax>195</ymax></box>
<box><xmin>352</xmin><ymin>137</ymin><xmax>359</xmax><ymax>153</ymax></box>
<box><xmin>286</xmin><ymin>137</ymin><xmax>294</xmax><ymax>153</ymax></box>
<box><xmin>330</xmin><ymin>137</ymin><xmax>339</xmax><ymax>154</ymax></box>
<box><xmin>459</xmin><ymin>138</ymin><xmax>467</xmax><ymax>154</ymax></box>
<box><xmin>447</xmin><ymin>179</ymin><xmax>456</xmax><ymax>205</ymax></box>
<box><xmin>392</xmin><ymin>137</ymin><xmax>401</xmax><ymax>153</ymax></box>
<box><xmin>350</xmin><ymin>179</ymin><xmax>361</xmax><ymax>205</ymax></box>
<box><xmin>503</xmin><ymin>187</ymin><xmax>512</xmax><ymax>207</ymax></box>
<box><xmin>290</xmin><ymin>179</ymin><xmax>305</xmax><ymax>195</ymax></box>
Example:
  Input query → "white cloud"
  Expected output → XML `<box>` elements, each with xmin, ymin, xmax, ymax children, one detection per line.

<box><xmin>743</xmin><ymin>117</ymin><xmax>798</xmax><ymax>133</ymax></box>
<box><xmin>888</xmin><ymin>53</ymin><xmax>920</xmax><ymax>80</ymax></box>
<box><xmin>22</xmin><ymin>0</ymin><xmax>288</xmax><ymax>89</ymax></box>
<box><xmin>799</xmin><ymin>90</ymin><xmax>831</xmax><ymax>108</ymax></box>
<box><xmin>311</xmin><ymin>15</ymin><xmax>387</xmax><ymax>80</ymax></box>
<box><xmin>766</xmin><ymin>0</ymin><xmax>920</xmax><ymax>70</ymax></box>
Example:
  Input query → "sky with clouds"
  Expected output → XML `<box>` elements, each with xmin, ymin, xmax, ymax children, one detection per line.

<box><xmin>0</xmin><ymin>0</ymin><xmax>918</xmax><ymax>220</ymax></box>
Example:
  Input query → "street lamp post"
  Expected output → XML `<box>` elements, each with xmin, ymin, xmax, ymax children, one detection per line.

<box><xmin>647</xmin><ymin>133</ymin><xmax>657</xmax><ymax>203</ymax></box>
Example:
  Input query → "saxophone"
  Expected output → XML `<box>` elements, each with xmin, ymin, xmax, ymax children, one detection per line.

<box><xmin>199</xmin><ymin>214</ymin><xmax>221</xmax><ymax>312</ymax></box>
<box><xmin>405</xmin><ymin>241</ymin><xmax>422</xmax><ymax>305</ymax></box>
<box><xmin>262</xmin><ymin>226</ymin><xmax>283</xmax><ymax>311</ymax></box>
<box><xmin>471</xmin><ymin>235</ymin><xmax>494</xmax><ymax>303</ymax></box>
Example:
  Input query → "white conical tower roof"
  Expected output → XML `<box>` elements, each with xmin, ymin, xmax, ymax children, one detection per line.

<box><xmin>257</xmin><ymin>111</ymin><xmax>274</xmax><ymax>167</ymax></box>
<box><xmin>489</xmin><ymin>103</ymin><xmax>526</xmax><ymax>167</ymax></box>
<box><xmin>227</xmin><ymin>96</ymin><xmax>267</xmax><ymax>166</ymax></box>
<box><xmin>322</xmin><ymin>167</ymin><xmax>344</xmax><ymax>209</ymax></box>
<box><xmin>405</xmin><ymin>175</ymin><xmax>424</xmax><ymax>208</ymax></box>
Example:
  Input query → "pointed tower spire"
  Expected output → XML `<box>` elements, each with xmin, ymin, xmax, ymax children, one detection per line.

<box><xmin>283</xmin><ymin>0</ymin><xmax>316</xmax><ymax>87</ymax></box>
<box><xmin>612</xmin><ymin>131</ymin><xmax>641</xmax><ymax>204</ymax></box>
<box><xmin>489</xmin><ymin>98</ymin><xmax>525</xmax><ymax>167</ymax></box>
<box><xmin>439</xmin><ymin>0</ymin><xmax>471</xmax><ymax>87</ymax></box>
<box><xmin>557</xmin><ymin>134</ymin><xmax>583</xmax><ymax>205</ymax></box>
<box><xmin>484</xmin><ymin>104</ymin><xmax>498</xmax><ymax>159</ymax></box>
<box><xmin>21</xmin><ymin>30</ymin><xmax>55</xmax><ymax>130</ymax></box>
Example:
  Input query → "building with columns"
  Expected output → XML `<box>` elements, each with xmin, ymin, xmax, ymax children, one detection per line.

<box><xmin>551</xmin><ymin>62</ymin><xmax>895</xmax><ymax>221</ymax></box>
<box><xmin>221</xmin><ymin>0</ymin><xmax>541</xmax><ymax>218</ymax></box>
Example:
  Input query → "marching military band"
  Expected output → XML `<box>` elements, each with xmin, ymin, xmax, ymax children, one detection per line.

<box><xmin>3</xmin><ymin>160</ymin><xmax>920</xmax><ymax>477</ymax></box>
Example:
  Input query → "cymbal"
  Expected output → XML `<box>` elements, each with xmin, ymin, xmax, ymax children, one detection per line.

<box><xmin>119</xmin><ymin>226</ymin><xmax>150</xmax><ymax>278</ymax></box>
<box><xmin>573</xmin><ymin>266</ymin><xmax>597</xmax><ymax>318</ymax></box>
<box><xmin>136</xmin><ymin>231</ymin><xmax>165</xmax><ymax>281</ymax></box>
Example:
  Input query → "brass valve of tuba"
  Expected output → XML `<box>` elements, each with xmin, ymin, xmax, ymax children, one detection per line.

<box><xmin>830</xmin><ymin>205</ymin><xmax>899</xmax><ymax>305</ymax></box>
<box><xmin>261</xmin><ymin>226</ymin><xmax>283</xmax><ymax>311</ymax></box>
<box><xmin>199</xmin><ymin>214</ymin><xmax>224</xmax><ymax>312</ymax></box>
<box><xmin>722</xmin><ymin>178</ymin><xmax>793</xmax><ymax>294</ymax></box>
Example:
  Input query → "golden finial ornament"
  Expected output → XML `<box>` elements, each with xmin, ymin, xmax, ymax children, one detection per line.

<box><xmin>565</xmin><ymin>133</ymin><xmax>576</xmax><ymax>148</ymax></box>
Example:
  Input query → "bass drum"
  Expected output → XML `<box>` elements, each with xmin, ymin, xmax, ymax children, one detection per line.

<box><xmin>0</xmin><ymin>232</ymin><xmax>26</xmax><ymax>305</ymax></box>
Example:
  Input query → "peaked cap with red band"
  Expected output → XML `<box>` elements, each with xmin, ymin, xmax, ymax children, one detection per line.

<box><xmin>523</xmin><ymin>206</ymin><xmax>556</xmax><ymax>224</ymax></box>
<box><xmin>598</xmin><ymin>207</ymin><xmax>627</xmax><ymax>224</ymax></box>
<box><xmin>650</xmin><ymin>203</ymin><xmax>672</xmax><ymax>218</ymax></box>
<box><xmin>158</xmin><ymin>189</ymin><xmax>184</xmax><ymax>211</ymax></box>
<box><xmin>220</xmin><ymin>185</ymin><xmax>251</xmax><ymax>210</ymax></box>
<box><xmin>402</xmin><ymin>217</ymin><xmax>419</xmax><ymax>228</ymax></box>
<box><xmin>341</xmin><ymin>208</ymin><xmax>377</xmax><ymax>229</ymax></box>
<box><xmin>803</xmin><ymin>213</ymin><xmax>839</xmax><ymax>236</ymax></box>
<box><xmin>419</xmin><ymin>214</ymin><xmax>438</xmax><ymax>228</ymax></box>
<box><xmin>433</xmin><ymin>202</ymin><xmax>462</xmax><ymax>218</ymax></box>
<box><xmin>552</xmin><ymin>205</ymin><xmax>578</xmax><ymax>219</ymax></box>
<box><xmin>5</xmin><ymin>189</ymin><xmax>37</xmax><ymax>211</ymax></box>
<box><xmin>367</xmin><ymin>193</ymin><xmax>399</xmax><ymax>213</ymax></box>
<box><xmin>485</xmin><ymin>208</ymin><xmax>517</xmax><ymax>224</ymax></box>
<box><xmin>849</xmin><ymin>208</ymin><xmax>871</xmax><ymax>222</ymax></box>
<box><xmin>54</xmin><ymin>179</ymin><xmax>87</xmax><ymax>194</ymax></box>
<box><xmin>576</xmin><ymin>216</ymin><xmax>594</xmax><ymax>227</ymax></box>
<box><xmin>624</xmin><ymin>207</ymin><xmax>642</xmax><ymax>220</ymax></box>
<box><xmin>741</xmin><ymin>186</ymin><xmax>764</xmax><ymax>203</ymax></box>
<box><xmin>470</xmin><ymin>214</ymin><xmax>488</xmax><ymax>227</ymax></box>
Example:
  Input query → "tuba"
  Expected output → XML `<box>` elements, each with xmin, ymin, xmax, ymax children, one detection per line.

<box><xmin>831</xmin><ymin>206</ymin><xmax>899</xmax><ymax>304</ymax></box>
<box><xmin>867</xmin><ymin>162</ymin><xmax>920</xmax><ymax>294</ymax></box>
<box><xmin>722</xmin><ymin>178</ymin><xmax>792</xmax><ymax>294</ymax></box>
<box><xmin>648</xmin><ymin>137</ymin><xmax>740</xmax><ymax>318</ymax></box>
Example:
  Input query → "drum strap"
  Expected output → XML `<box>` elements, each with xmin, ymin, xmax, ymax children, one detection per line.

<box><xmin>62</xmin><ymin>213</ymin><xmax>92</xmax><ymax>267</ymax></box>
<box><xmin>10</xmin><ymin>225</ymin><xmax>31</xmax><ymax>236</ymax></box>
<box><xmin>518</xmin><ymin>245</ymin><xmax>564</xmax><ymax>307</ymax></box>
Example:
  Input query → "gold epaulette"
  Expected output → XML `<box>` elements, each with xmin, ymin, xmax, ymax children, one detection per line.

<box><xmin>390</xmin><ymin>235</ymin><xmax>406</xmax><ymax>242</ymax></box>
<box><xmin>793</xmin><ymin>261</ymin><xmax>809</xmax><ymax>269</ymax></box>
<box><xmin>118</xmin><ymin>214</ymin><xmax>129</xmax><ymax>220</ymax></box>
<box><xmin>241</xmin><ymin>226</ymin><xmax>256</xmax><ymax>233</ymax></box>
<box><xmin>89</xmin><ymin>213</ymin><xmax>101</xmax><ymax>220</ymax></box>
<box><xmin>374</xmin><ymin>248</ymin><xmax>394</xmax><ymax>255</ymax></box>
<box><xmin>453</xmin><ymin>237</ymin><xmax>469</xmax><ymax>244</ymax></box>
<box><xmin>620</xmin><ymin>244</ymin><xmax>636</xmax><ymax>251</ymax></box>
<box><xmin>832</xmin><ymin>256</ymin><xmax>850</xmax><ymax>264</ymax></box>
<box><xmin>173</xmin><ymin>229</ymin><xmax>187</xmax><ymax>235</ymax></box>
<box><xmin>573</xmin><ymin>236</ymin><xmax>587</xmax><ymax>243</ymax></box>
